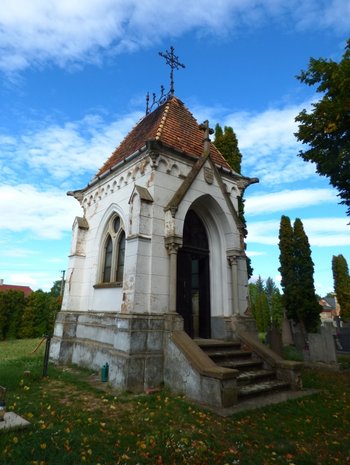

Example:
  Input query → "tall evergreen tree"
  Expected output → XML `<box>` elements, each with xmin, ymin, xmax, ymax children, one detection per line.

<box><xmin>278</xmin><ymin>216</ymin><xmax>320</xmax><ymax>333</ymax></box>
<box><xmin>278</xmin><ymin>215</ymin><xmax>295</xmax><ymax>321</ymax></box>
<box><xmin>270</xmin><ymin>289</ymin><xmax>284</xmax><ymax>330</ymax></box>
<box><xmin>214</xmin><ymin>123</ymin><xmax>253</xmax><ymax>278</ymax></box>
<box><xmin>293</xmin><ymin>218</ymin><xmax>320</xmax><ymax>332</ymax></box>
<box><xmin>214</xmin><ymin>124</ymin><xmax>242</xmax><ymax>173</ymax></box>
<box><xmin>255</xmin><ymin>275</ymin><xmax>265</xmax><ymax>293</ymax></box>
<box><xmin>332</xmin><ymin>254</ymin><xmax>350</xmax><ymax>320</ymax></box>
<box><xmin>265</xmin><ymin>277</ymin><xmax>277</xmax><ymax>304</ymax></box>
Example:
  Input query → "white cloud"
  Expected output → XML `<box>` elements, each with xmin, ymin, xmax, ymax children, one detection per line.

<box><xmin>0</xmin><ymin>184</ymin><xmax>82</xmax><ymax>238</ymax></box>
<box><xmin>245</xmin><ymin>188</ymin><xmax>338</xmax><ymax>215</ymax></box>
<box><xmin>1</xmin><ymin>111</ymin><xmax>142</xmax><ymax>182</ymax></box>
<box><xmin>247</xmin><ymin>217</ymin><xmax>350</xmax><ymax>247</ymax></box>
<box><xmin>222</xmin><ymin>102</ymin><xmax>319</xmax><ymax>184</ymax></box>
<box><xmin>295</xmin><ymin>0</ymin><xmax>350</xmax><ymax>32</ymax></box>
<box><xmin>0</xmin><ymin>0</ymin><xmax>348</xmax><ymax>73</ymax></box>
<box><xmin>302</xmin><ymin>218</ymin><xmax>350</xmax><ymax>246</ymax></box>
<box><xmin>247</xmin><ymin>220</ymin><xmax>280</xmax><ymax>245</ymax></box>
<box><xmin>2</xmin><ymin>248</ymin><xmax>38</xmax><ymax>258</ymax></box>
<box><xmin>6</xmin><ymin>272</ymin><xmax>54</xmax><ymax>291</ymax></box>
<box><xmin>245</xmin><ymin>250</ymin><xmax>266</xmax><ymax>257</ymax></box>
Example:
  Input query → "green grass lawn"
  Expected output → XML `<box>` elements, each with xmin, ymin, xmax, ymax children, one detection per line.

<box><xmin>0</xmin><ymin>339</ymin><xmax>350</xmax><ymax>465</ymax></box>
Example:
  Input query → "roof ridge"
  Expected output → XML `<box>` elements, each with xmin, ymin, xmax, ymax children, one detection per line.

<box><xmin>155</xmin><ymin>100</ymin><xmax>171</xmax><ymax>141</ymax></box>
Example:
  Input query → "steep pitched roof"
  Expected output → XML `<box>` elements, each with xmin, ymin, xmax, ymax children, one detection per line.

<box><xmin>0</xmin><ymin>283</ymin><xmax>33</xmax><ymax>297</ymax></box>
<box><xmin>97</xmin><ymin>96</ymin><xmax>231</xmax><ymax>177</ymax></box>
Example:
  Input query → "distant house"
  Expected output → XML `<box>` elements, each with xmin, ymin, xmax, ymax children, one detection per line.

<box><xmin>319</xmin><ymin>294</ymin><xmax>341</xmax><ymax>324</ymax></box>
<box><xmin>0</xmin><ymin>279</ymin><xmax>33</xmax><ymax>297</ymax></box>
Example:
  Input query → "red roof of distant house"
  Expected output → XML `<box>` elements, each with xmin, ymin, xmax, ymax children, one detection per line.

<box><xmin>0</xmin><ymin>283</ymin><xmax>33</xmax><ymax>297</ymax></box>
<box><xmin>96</xmin><ymin>96</ymin><xmax>231</xmax><ymax>177</ymax></box>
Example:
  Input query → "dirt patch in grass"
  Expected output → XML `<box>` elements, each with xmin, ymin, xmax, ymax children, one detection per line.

<box><xmin>47</xmin><ymin>378</ymin><xmax>134</xmax><ymax>419</ymax></box>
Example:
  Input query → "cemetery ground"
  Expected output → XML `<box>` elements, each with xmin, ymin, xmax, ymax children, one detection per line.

<box><xmin>0</xmin><ymin>339</ymin><xmax>350</xmax><ymax>465</ymax></box>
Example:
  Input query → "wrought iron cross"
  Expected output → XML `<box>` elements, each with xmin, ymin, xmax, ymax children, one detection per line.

<box><xmin>159</xmin><ymin>46</ymin><xmax>185</xmax><ymax>96</ymax></box>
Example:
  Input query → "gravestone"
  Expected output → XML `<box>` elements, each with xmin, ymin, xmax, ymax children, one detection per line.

<box><xmin>292</xmin><ymin>323</ymin><xmax>306</xmax><ymax>351</ymax></box>
<box><xmin>281</xmin><ymin>315</ymin><xmax>293</xmax><ymax>346</ymax></box>
<box><xmin>269</xmin><ymin>324</ymin><xmax>283</xmax><ymax>357</ymax></box>
<box><xmin>308</xmin><ymin>324</ymin><xmax>337</xmax><ymax>364</ymax></box>
<box><xmin>336</xmin><ymin>327</ymin><xmax>350</xmax><ymax>352</ymax></box>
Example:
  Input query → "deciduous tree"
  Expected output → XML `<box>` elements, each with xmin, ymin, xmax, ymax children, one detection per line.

<box><xmin>0</xmin><ymin>291</ymin><xmax>26</xmax><ymax>340</ymax></box>
<box><xmin>295</xmin><ymin>39</ymin><xmax>350</xmax><ymax>216</ymax></box>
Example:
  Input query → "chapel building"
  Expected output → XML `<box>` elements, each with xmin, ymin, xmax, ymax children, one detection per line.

<box><xmin>50</xmin><ymin>95</ymin><xmax>264</xmax><ymax>407</ymax></box>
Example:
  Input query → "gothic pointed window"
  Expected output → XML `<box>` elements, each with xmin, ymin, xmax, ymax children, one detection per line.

<box><xmin>116</xmin><ymin>231</ymin><xmax>125</xmax><ymax>282</ymax></box>
<box><xmin>103</xmin><ymin>235</ymin><xmax>113</xmax><ymax>282</ymax></box>
<box><xmin>101</xmin><ymin>215</ymin><xmax>125</xmax><ymax>284</ymax></box>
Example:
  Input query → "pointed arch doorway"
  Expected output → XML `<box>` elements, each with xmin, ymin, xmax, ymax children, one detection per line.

<box><xmin>176</xmin><ymin>210</ymin><xmax>211</xmax><ymax>339</ymax></box>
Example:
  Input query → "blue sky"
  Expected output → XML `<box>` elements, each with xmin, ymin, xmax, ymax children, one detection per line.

<box><xmin>0</xmin><ymin>0</ymin><xmax>349</xmax><ymax>295</ymax></box>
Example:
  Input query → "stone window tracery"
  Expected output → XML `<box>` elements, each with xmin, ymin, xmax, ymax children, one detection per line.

<box><xmin>101</xmin><ymin>215</ymin><xmax>125</xmax><ymax>284</ymax></box>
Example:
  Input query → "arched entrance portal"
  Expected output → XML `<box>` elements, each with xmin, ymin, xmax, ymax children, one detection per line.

<box><xmin>176</xmin><ymin>210</ymin><xmax>211</xmax><ymax>338</ymax></box>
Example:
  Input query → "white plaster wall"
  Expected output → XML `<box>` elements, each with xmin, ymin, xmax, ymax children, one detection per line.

<box><xmin>62</xmin><ymin>150</ymin><xmax>247</xmax><ymax>318</ymax></box>
<box><xmin>61</xmin><ymin>256</ymin><xmax>87</xmax><ymax>311</ymax></box>
<box><xmin>91</xmin><ymin>288</ymin><xmax>123</xmax><ymax>312</ymax></box>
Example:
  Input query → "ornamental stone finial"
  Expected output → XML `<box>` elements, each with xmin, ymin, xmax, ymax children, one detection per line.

<box><xmin>199</xmin><ymin>120</ymin><xmax>214</xmax><ymax>156</ymax></box>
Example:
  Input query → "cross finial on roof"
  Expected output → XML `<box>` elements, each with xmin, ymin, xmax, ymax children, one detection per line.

<box><xmin>199</xmin><ymin>120</ymin><xmax>214</xmax><ymax>156</ymax></box>
<box><xmin>159</xmin><ymin>46</ymin><xmax>185</xmax><ymax>96</ymax></box>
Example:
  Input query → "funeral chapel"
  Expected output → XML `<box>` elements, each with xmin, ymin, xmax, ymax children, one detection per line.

<box><xmin>51</xmin><ymin>49</ymin><xmax>267</xmax><ymax>408</ymax></box>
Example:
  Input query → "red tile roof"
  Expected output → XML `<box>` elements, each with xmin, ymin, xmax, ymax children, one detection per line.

<box><xmin>97</xmin><ymin>96</ymin><xmax>231</xmax><ymax>176</ymax></box>
<box><xmin>0</xmin><ymin>284</ymin><xmax>33</xmax><ymax>297</ymax></box>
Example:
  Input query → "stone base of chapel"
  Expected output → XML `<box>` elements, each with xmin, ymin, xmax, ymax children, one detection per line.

<box><xmin>50</xmin><ymin>311</ymin><xmax>258</xmax><ymax>407</ymax></box>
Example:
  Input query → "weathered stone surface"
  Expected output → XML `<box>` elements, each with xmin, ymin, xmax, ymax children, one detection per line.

<box><xmin>164</xmin><ymin>331</ymin><xmax>239</xmax><ymax>408</ymax></box>
<box><xmin>144</xmin><ymin>356</ymin><xmax>164</xmax><ymax>389</ymax></box>
<box><xmin>308</xmin><ymin>325</ymin><xmax>337</xmax><ymax>364</ymax></box>
<box><xmin>0</xmin><ymin>412</ymin><xmax>30</xmax><ymax>431</ymax></box>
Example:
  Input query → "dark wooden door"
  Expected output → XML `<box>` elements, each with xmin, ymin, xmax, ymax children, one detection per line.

<box><xmin>176</xmin><ymin>210</ymin><xmax>211</xmax><ymax>339</ymax></box>
<box><xmin>176</xmin><ymin>249</ymin><xmax>193</xmax><ymax>336</ymax></box>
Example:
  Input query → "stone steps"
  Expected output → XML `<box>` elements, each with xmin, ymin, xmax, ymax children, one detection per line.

<box><xmin>237</xmin><ymin>368</ymin><xmax>276</xmax><ymax>386</ymax></box>
<box><xmin>219</xmin><ymin>359</ymin><xmax>264</xmax><ymax>371</ymax></box>
<box><xmin>238</xmin><ymin>379</ymin><xmax>291</xmax><ymax>398</ymax></box>
<box><xmin>195</xmin><ymin>338</ymin><xmax>291</xmax><ymax>401</ymax></box>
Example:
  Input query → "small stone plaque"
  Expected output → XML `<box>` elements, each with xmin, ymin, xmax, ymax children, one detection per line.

<box><xmin>204</xmin><ymin>167</ymin><xmax>214</xmax><ymax>184</ymax></box>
